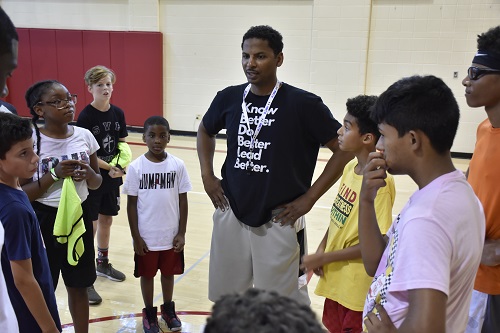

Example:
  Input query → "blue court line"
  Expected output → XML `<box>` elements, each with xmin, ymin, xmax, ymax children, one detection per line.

<box><xmin>153</xmin><ymin>250</ymin><xmax>210</xmax><ymax>304</ymax></box>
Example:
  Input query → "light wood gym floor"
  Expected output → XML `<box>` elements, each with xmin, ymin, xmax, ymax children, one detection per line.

<box><xmin>55</xmin><ymin>133</ymin><xmax>470</xmax><ymax>332</ymax></box>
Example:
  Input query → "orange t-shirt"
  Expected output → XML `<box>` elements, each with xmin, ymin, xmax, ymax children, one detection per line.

<box><xmin>468</xmin><ymin>118</ymin><xmax>500</xmax><ymax>294</ymax></box>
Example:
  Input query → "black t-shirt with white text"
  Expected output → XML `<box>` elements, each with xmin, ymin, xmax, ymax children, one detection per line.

<box><xmin>76</xmin><ymin>104</ymin><xmax>128</xmax><ymax>191</ymax></box>
<box><xmin>202</xmin><ymin>83</ymin><xmax>341</xmax><ymax>227</ymax></box>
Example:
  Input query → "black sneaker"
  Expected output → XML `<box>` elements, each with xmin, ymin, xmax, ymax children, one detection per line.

<box><xmin>161</xmin><ymin>301</ymin><xmax>182</xmax><ymax>332</ymax></box>
<box><xmin>87</xmin><ymin>285</ymin><xmax>102</xmax><ymax>305</ymax></box>
<box><xmin>142</xmin><ymin>307</ymin><xmax>160</xmax><ymax>333</ymax></box>
<box><xmin>96</xmin><ymin>259</ymin><xmax>126</xmax><ymax>282</ymax></box>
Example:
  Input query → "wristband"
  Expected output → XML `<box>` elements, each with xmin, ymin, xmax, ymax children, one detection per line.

<box><xmin>50</xmin><ymin>168</ymin><xmax>60</xmax><ymax>181</ymax></box>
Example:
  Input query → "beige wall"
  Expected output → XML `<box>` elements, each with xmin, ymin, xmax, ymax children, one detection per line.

<box><xmin>2</xmin><ymin>0</ymin><xmax>499</xmax><ymax>153</ymax></box>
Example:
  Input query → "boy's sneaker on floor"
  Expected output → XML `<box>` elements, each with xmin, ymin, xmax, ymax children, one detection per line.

<box><xmin>87</xmin><ymin>285</ymin><xmax>102</xmax><ymax>305</ymax></box>
<box><xmin>161</xmin><ymin>301</ymin><xmax>182</xmax><ymax>332</ymax></box>
<box><xmin>96</xmin><ymin>259</ymin><xmax>126</xmax><ymax>282</ymax></box>
<box><xmin>142</xmin><ymin>307</ymin><xmax>160</xmax><ymax>333</ymax></box>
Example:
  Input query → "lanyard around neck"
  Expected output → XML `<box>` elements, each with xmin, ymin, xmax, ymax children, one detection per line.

<box><xmin>240</xmin><ymin>80</ymin><xmax>281</xmax><ymax>151</ymax></box>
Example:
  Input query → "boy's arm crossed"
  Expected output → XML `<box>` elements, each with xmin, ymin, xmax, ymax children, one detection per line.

<box><xmin>11</xmin><ymin>259</ymin><xmax>60</xmax><ymax>333</ymax></box>
<box><xmin>127</xmin><ymin>195</ymin><xmax>148</xmax><ymax>256</ymax></box>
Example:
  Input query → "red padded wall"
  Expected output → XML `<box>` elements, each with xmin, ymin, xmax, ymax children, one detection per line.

<box><xmin>82</xmin><ymin>31</ymin><xmax>111</xmax><ymax>107</ymax></box>
<box><xmin>6</xmin><ymin>28</ymin><xmax>32</xmax><ymax>115</ymax></box>
<box><xmin>110</xmin><ymin>32</ymin><xmax>164</xmax><ymax>126</ymax></box>
<box><xmin>109</xmin><ymin>32</ymin><xmax>127</xmax><ymax>113</ymax></box>
<box><xmin>6</xmin><ymin>28</ymin><xmax>163</xmax><ymax>126</ymax></box>
<box><xmin>30</xmin><ymin>29</ymin><xmax>58</xmax><ymax>81</ymax></box>
<box><xmin>56</xmin><ymin>30</ymin><xmax>86</xmax><ymax>119</ymax></box>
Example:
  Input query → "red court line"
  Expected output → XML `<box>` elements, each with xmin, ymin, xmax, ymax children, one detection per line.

<box><xmin>62</xmin><ymin>310</ymin><xmax>211</xmax><ymax>328</ymax></box>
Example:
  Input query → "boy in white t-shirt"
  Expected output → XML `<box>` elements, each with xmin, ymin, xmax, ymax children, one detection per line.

<box><xmin>359</xmin><ymin>75</ymin><xmax>485</xmax><ymax>332</ymax></box>
<box><xmin>123</xmin><ymin>116</ymin><xmax>192</xmax><ymax>333</ymax></box>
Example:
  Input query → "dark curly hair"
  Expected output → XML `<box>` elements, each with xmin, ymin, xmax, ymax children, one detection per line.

<box><xmin>477</xmin><ymin>26</ymin><xmax>500</xmax><ymax>59</ymax></box>
<box><xmin>371</xmin><ymin>75</ymin><xmax>459</xmax><ymax>154</ymax></box>
<box><xmin>346</xmin><ymin>95</ymin><xmax>379</xmax><ymax>140</ymax></box>
<box><xmin>0</xmin><ymin>112</ymin><xmax>32</xmax><ymax>159</ymax></box>
<box><xmin>144</xmin><ymin>115</ymin><xmax>170</xmax><ymax>132</ymax></box>
<box><xmin>204</xmin><ymin>289</ymin><xmax>324</xmax><ymax>333</ymax></box>
<box><xmin>242</xmin><ymin>25</ymin><xmax>283</xmax><ymax>56</ymax></box>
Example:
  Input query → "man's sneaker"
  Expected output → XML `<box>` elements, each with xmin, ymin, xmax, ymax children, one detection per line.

<box><xmin>142</xmin><ymin>307</ymin><xmax>160</xmax><ymax>333</ymax></box>
<box><xmin>161</xmin><ymin>301</ymin><xmax>182</xmax><ymax>332</ymax></box>
<box><xmin>87</xmin><ymin>285</ymin><xmax>102</xmax><ymax>305</ymax></box>
<box><xmin>96</xmin><ymin>259</ymin><xmax>126</xmax><ymax>282</ymax></box>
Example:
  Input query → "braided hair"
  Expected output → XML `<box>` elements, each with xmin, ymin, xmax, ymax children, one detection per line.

<box><xmin>25</xmin><ymin>80</ymin><xmax>62</xmax><ymax>184</ymax></box>
<box><xmin>25</xmin><ymin>80</ymin><xmax>61</xmax><ymax>157</ymax></box>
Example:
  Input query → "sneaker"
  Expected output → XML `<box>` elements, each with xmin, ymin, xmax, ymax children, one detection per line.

<box><xmin>96</xmin><ymin>259</ymin><xmax>126</xmax><ymax>282</ymax></box>
<box><xmin>87</xmin><ymin>285</ymin><xmax>102</xmax><ymax>305</ymax></box>
<box><xmin>161</xmin><ymin>301</ymin><xmax>182</xmax><ymax>332</ymax></box>
<box><xmin>142</xmin><ymin>307</ymin><xmax>160</xmax><ymax>333</ymax></box>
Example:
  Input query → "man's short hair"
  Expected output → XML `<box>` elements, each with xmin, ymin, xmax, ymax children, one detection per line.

<box><xmin>477</xmin><ymin>26</ymin><xmax>500</xmax><ymax>59</ymax></box>
<box><xmin>204</xmin><ymin>288</ymin><xmax>324</xmax><ymax>333</ymax></box>
<box><xmin>242</xmin><ymin>25</ymin><xmax>284</xmax><ymax>56</ymax></box>
<box><xmin>0</xmin><ymin>112</ymin><xmax>32</xmax><ymax>159</ymax></box>
<box><xmin>0</xmin><ymin>7</ymin><xmax>18</xmax><ymax>56</ymax></box>
<box><xmin>346</xmin><ymin>95</ymin><xmax>380</xmax><ymax>139</ymax></box>
<box><xmin>371</xmin><ymin>75</ymin><xmax>459</xmax><ymax>154</ymax></box>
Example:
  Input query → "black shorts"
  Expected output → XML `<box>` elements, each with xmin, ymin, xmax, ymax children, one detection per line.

<box><xmin>86</xmin><ymin>185</ymin><xmax>121</xmax><ymax>221</ymax></box>
<box><xmin>483</xmin><ymin>294</ymin><xmax>500</xmax><ymax>332</ymax></box>
<box><xmin>33</xmin><ymin>200</ymin><xmax>96</xmax><ymax>289</ymax></box>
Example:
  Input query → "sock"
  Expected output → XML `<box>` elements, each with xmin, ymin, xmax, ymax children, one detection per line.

<box><xmin>97</xmin><ymin>247</ymin><xmax>109</xmax><ymax>264</ymax></box>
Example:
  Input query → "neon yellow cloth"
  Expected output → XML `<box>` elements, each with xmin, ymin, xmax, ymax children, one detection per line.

<box><xmin>109</xmin><ymin>142</ymin><xmax>132</xmax><ymax>169</ymax></box>
<box><xmin>53</xmin><ymin>178</ymin><xmax>85</xmax><ymax>266</ymax></box>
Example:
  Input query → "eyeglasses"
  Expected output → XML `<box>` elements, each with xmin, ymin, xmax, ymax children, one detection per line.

<box><xmin>467</xmin><ymin>66</ymin><xmax>500</xmax><ymax>80</ymax></box>
<box><xmin>37</xmin><ymin>94</ymin><xmax>77</xmax><ymax>109</ymax></box>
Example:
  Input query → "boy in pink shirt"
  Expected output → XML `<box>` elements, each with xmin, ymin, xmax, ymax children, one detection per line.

<box><xmin>359</xmin><ymin>75</ymin><xmax>485</xmax><ymax>332</ymax></box>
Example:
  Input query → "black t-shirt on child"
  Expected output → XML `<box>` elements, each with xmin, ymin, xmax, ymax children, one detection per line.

<box><xmin>76</xmin><ymin>104</ymin><xmax>128</xmax><ymax>192</ymax></box>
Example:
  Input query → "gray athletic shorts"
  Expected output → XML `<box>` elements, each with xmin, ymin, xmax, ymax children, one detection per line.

<box><xmin>208</xmin><ymin>205</ymin><xmax>310</xmax><ymax>305</ymax></box>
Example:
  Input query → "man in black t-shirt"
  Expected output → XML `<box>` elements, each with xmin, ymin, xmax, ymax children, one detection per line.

<box><xmin>197</xmin><ymin>25</ymin><xmax>352</xmax><ymax>304</ymax></box>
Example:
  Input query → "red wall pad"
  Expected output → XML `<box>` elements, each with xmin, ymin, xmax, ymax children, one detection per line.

<box><xmin>6</xmin><ymin>29</ymin><xmax>32</xmax><ymax>114</ymax></box>
<box><xmin>110</xmin><ymin>32</ymin><xmax>163</xmax><ymax>127</ymax></box>
<box><xmin>7</xmin><ymin>28</ymin><xmax>163</xmax><ymax>126</ymax></box>
<box><xmin>82</xmin><ymin>31</ymin><xmax>111</xmax><ymax>107</ymax></box>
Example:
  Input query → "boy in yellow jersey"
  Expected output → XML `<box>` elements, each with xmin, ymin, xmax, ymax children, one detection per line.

<box><xmin>301</xmin><ymin>95</ymin><xmax>395</xmax><ymax>333</ymax></box>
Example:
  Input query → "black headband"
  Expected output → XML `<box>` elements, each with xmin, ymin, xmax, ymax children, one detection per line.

<box><xmin>472</xmin><ymin>50</ymin><xmax>500</xmax><ymax>70</ymax></box>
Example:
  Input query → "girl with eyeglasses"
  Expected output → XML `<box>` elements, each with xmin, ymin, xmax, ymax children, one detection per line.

<box><xmin>20</xmin><ymin>80</ymin><xmax>102</xmax><ymax>333</ymax></box>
